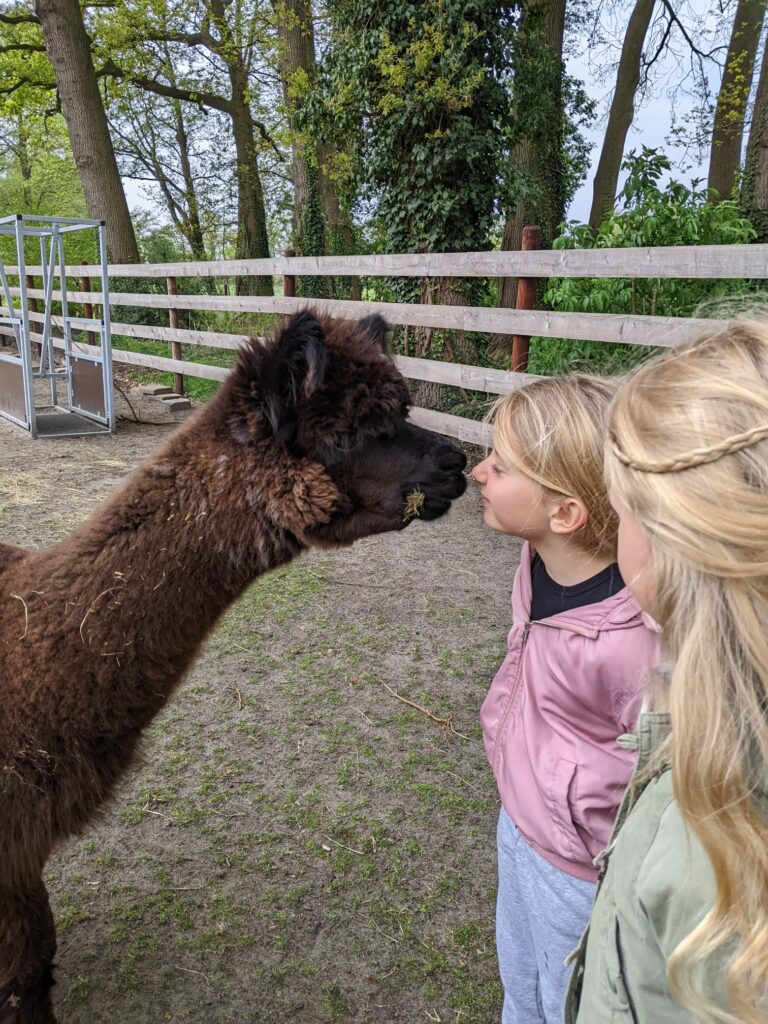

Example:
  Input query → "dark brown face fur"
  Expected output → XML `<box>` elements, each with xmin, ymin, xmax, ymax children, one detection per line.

<box><xmin>227</xmin><ymin>311</ymin><xmax>467</xmax><ymax>545</ymax></box>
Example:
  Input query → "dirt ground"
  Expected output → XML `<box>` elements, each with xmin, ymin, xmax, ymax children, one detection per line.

<box><xmin>0</xmin><ymin>410</ymin><xmax>522</xmax><ymax>1024</ymax></box>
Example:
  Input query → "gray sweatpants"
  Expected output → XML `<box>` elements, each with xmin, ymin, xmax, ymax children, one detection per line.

<box><xmin>496</xmin><ymin>808</ymin><xmax>596</xmax><ymax>1024</ymax></box>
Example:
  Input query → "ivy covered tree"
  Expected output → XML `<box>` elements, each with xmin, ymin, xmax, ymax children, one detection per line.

<box><xmin>319</xmin><ymin>0</ymin><xmax>516</xmax><ymax>364</ymax></box>
<box><xmin>327</xmin><ymin>0</ymin><xmax>514</xmax><ymax>256</ymax></box>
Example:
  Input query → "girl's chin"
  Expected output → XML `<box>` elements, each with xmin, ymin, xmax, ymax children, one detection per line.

<box><xmin>482</xmin><ymin>509</ymin><xmax>503</xmax><ymax>531</ymax></box>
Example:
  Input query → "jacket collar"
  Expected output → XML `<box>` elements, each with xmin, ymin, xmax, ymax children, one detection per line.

<box><xmin>513</xmin><ymin>541</ymin><xmax>651</xmax><ymax>638</ymax></box>
<box><xmin>632</xmin><ymin>711</ymin><xmax>768</xmax><ymax>804</ymax></box>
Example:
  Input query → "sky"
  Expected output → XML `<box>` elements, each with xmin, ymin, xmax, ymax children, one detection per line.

<box><xmin>566</xmin><ymin>0</ymin><xmax>726</xmax><ymax>224</ymax></box>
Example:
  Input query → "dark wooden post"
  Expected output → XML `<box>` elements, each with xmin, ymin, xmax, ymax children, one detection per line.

<box><xmin>283</xmin><ymin>248</ymin><xmax>296</xmax><ymax>298</ymax></box>
<box><xmin>510</xmin><ymin>225</ymin><xmax>542</xmax><ymax>373</ymax></box>
<box><xmin>80</xmin><ymin>262</ymin><xmax>95</xmax><ymax>345</ymax></box>
<box><xmin>25</xmin><ymin>275</ymin><xmax>37</xmax><ymax>315</ymax></box>
<box><xmin>167</xmin><ymin>275</ymin><xmax>185</xmax><ymax>396</ymax></box>
<box><xmin>26</xmin><ymin>274</ymin><xmax>40</xmax><ymax>357</ymax></box>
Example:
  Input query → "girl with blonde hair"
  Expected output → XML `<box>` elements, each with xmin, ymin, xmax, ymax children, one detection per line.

<box><xmin>566</xmin><ymin>319</ymin><xmax>768</xmax><ymax>1023</ymax></box>
<box><xmin>471</xmin><ymin>376</ymin><xmax>660</xmax><ymax>1023</ymax></box>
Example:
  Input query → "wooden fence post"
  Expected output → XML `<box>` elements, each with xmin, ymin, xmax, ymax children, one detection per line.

<box><xmin>80</xmin><ymin>262</ymin><xmax>95</xmax><ymax>346</ymax></box>
<box><xmin>283</xmin><ymin>249</ymin><xmax>296</xmax><ymax>298</ymax></box>
<box><xmin>167</xmin><ymin>275</ymin><xmax>185</xmax><ymax>396</ymax></box>
<box><xmin>510</xmin><ymin>225</ymin><xmax>542</xmax><ymax>373</ymax></box>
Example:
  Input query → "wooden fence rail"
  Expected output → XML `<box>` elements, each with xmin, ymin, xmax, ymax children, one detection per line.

<box><xmin>2</xmin><ymin>242</ymin><xmax>768</xmax><ymax>444</ymax></box>
<box><xmin>4</xmin><ymin>287</ymin><xmax>724</xmax><ymax>347</ymax></box>
<box><xmin>6</xmin><ymin>243</ymin><xmax>768</xmax><ymax>279</ymax></box>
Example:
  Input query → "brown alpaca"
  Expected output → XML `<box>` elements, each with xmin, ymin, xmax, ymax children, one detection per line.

<box><xmin>0</xmin><ymin>311</ymin><xmax>467</xmax><ymax>1024</ymax></box>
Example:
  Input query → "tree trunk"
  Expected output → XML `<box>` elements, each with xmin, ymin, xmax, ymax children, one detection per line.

<box><xmin>15</xmin><ymin>117</ymin><xmax>33</xmax><ymax>209</ymax></box>
<box><xmin>35</xmin><ymin>0</ymin><xmax>139</xmax><ymax>263</ymax></box>
<box><xmin>494</xmin><ymin>0</ymin><xmax>566</xmax><ymax>363</ymax></box>
<box><xmin>210</xmin><ymin>0</ymin><xmax>272</xmax><ymax>295</ymax></box>
<box><xmin>274</xmin><ymin>0</ymin><xmax>328</xmax><ymax>298</ymax></box>
<box><xmin>588</xmin><ymin>0</ymin><xmax>656</xmax><ymax>231</ymax></box>
<box><xmin>317</xmin><ymin>142</ymin><xmax>361</xmax><ymax>300</ymax></box>
<box><xmin>274</xmin><ymin>0</ymin><xmax>318</xmax><ymax>243</ymax></box>
<box><xmin>229</xmin><ymin>87</ymin><xmax>273</xmax><ymax>295</ymax></box>
<box><xmin>708</xmin><ymin>0</ymin><xmax>767</xmax><ymax>202</ymax></box>
<box><xmin>274</xmin><ymin>0</ymin><xmax>359</xmax><ymax>299</ymax></box>
<box><xmin>742</xmin><ymin>29</ymin><xmax>768</xmax><ymax>239</ymax></box>
<box><xmin>172</xmin><ymin>100</ymin><xmax>207</xmax><ymax>262</ymax></box>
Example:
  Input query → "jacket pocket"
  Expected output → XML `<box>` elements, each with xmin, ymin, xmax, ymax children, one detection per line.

<box><xmin>548</xmin><ymin>757</ymin><xmax>591</xmax><ymax>862</ymax></box>
<box><xmin>607</xmin><ymin>918</ymin><xmax>638</xmax><ymax>1024</ymax></box>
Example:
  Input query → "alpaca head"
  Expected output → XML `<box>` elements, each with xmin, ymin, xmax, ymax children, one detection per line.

<box><xmin>228</xmin><ymin>310</ymin><xmax>467</xmax><ymax>545</ymax></box>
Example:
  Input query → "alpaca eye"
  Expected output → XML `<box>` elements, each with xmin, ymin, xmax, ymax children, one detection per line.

<box><xmin>331</xmin><ymin>433</ymin><xmax>360</xmax><ymax>452</ymax></box>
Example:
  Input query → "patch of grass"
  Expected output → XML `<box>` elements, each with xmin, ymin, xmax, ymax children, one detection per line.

<box><xmin>214</xmin><ymin>563</ymin><xmax>328</xmax><ymax>652</ymax></box>
<box><xmin>55</xmin><ymin>890</ymin><xmax>92</xmax><ymax>934</ymax></box>
<box><xmin>321</xmin><ymin>981</ymin><xmax>347</xmax><ymax>1021</ymax></box>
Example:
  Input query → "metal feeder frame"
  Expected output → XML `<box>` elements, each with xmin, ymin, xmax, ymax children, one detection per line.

<box><xmin>0</xmin><ymin>214</ymin><xmax>114</xmax><ymax>438</ymax></box>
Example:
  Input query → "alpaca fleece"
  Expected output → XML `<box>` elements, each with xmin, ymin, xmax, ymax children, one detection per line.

<box><xmin>0</xmin><ymin>310</ymin><xmax>466</xmax><ymax>1024</ymax></box>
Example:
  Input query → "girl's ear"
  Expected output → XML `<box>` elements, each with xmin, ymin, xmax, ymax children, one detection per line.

<box><xmin>548</xmin><ymin>495</ymin><xmax>588</xmax><ymax>537</ymax></box>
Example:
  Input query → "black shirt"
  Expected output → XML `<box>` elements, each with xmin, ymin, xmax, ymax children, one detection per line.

<box><xmin>530</xmin><ymin>553</ymin><xmax>625</xmax><ymax>621</ymax></box>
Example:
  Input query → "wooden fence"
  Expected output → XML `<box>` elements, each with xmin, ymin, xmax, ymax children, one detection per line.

<box><xmin>3</xmin><ymin>243</ymin><xmax>768</xmax><ymax>445</ymax></box>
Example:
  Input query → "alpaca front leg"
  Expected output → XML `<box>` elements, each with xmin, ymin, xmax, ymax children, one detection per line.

<box><xmin>0</xmin><ymin>881</ymin><xmax>57</xmax><ymax>1024</ymax></box>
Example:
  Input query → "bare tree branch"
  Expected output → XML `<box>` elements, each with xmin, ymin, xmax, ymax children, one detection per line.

<box><xmin>0</xmin><ymin>11</ymin><xmax>40</xmax><ymax>26</ymax></box>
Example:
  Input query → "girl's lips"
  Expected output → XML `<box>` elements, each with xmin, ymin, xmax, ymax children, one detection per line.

<box><xmin>481</xmin><ymin>495</ymin><xmax>489</xmax><ymax>506</ymax></box>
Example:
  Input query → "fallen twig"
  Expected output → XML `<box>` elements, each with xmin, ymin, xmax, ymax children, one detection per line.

<box><xmin>441</xmin><ymin>768</ymin><xmax>482</xmax><ymax>794</ymax></box>
<box><xmin>174</xmin><ymin>965</ymin><xmax>211</xmax><ymax>986</ymax></box>
<box><xmin>319</xmin><ymin>831</ymin><xmax>365</xmax><ymax>856</ymax></box>
<box><xmin>381</xmin><ymin>682</ymin><xmax>469</xmax><ymax>740</ymax></box>
<box><xmin>366</xmin><ymin>917</ymin><xmax>400</xmax><ymax>944</ymax></box>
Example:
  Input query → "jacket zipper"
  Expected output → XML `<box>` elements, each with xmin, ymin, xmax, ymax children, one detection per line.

<box><xmin>491</xmin><ymin>616</ymin><xmax>591</xmax><ymax>773</ymax></box>
<box><xmin>492</xmin><ymin>618</ymin><xmax>532</xmax><ymax>773</ymax></box>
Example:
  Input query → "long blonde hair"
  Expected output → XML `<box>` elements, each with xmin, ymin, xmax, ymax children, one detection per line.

<box><xmin>490</xmin><ymin>374</ymin><xmax>619</xmax><ymax>559</ymax></box>
<box><xmin>606</xmin><ymin>319</ymin><xmax>768</xmax><ymax>1023</ymax></box>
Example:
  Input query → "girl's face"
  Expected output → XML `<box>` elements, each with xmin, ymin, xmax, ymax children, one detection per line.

<box><xmin>610</xmin><ymin>489</ymin><xmax>656</xmax><ymax>615</ymax></box>
<box><xmin>471</xmin><ymin>448</ymin><xmax>552</xmax><ymax>539</ymax></box>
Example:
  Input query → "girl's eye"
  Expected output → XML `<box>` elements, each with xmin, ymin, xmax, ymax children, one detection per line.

<box><xmin>491</xmin><ymin>463</ymin><xmax>503</xmax><ymax>475</ymax></box>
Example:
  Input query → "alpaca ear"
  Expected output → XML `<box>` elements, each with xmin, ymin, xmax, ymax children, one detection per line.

<box><xmin>262</xmin><ymin>311</ymin><xmax>328</xmax><ymax>442</ymax></box>
<box><xmin>355</xmin><ymin>313</ymin><xmax>390</xmax><ymax>353</ymax></box>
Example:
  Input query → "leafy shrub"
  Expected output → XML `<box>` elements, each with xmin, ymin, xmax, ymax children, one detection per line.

<box><xmin>529</xmin><ymin>147</ymin><xmax>759</xmax><ymax>376</ymax></box>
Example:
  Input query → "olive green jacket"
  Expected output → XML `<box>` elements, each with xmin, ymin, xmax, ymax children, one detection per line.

<box><xmin>565</xmin><ymin>712</ymin><xmax>727</xmax><ymax>1024</ymax></box>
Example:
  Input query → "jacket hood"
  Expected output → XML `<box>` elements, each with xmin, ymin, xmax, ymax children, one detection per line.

<box><xmin>512</xmin><ymin>542</ymin><xmax>653</xmax><ymax>639</ymax></box>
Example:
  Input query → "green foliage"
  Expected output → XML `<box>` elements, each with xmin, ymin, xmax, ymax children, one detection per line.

<box><xmin>321</xmin><ymin>0</ymin><xmax>516</xmax><ymax>272</ymax></box>
<box><xmin>530</xmin><ymin>148</ymin><xmax>759</xmax><ymax>376</ymax></box>
<box><xmin>0</xmin><ymin>116</ymin><xmax>94</xmax><ymax>264</ymax></box>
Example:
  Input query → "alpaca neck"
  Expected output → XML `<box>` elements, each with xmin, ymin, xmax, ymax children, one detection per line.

<box><xmin>24</xmin><ymin>402</ymin><xmax>303</xmax><ymax>727</ymax></box>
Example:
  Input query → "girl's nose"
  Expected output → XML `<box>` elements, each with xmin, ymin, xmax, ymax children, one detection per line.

<box><xmin>470</xmin><ymin>458</ymin><xmax>488</xmax><ymax>483</ymax></box>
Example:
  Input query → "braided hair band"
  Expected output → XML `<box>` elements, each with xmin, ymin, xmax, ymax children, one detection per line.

<box><xmin>608</xmin><ymin>422</ymin><xmax>768</xmax><ymax>474</ymax></box>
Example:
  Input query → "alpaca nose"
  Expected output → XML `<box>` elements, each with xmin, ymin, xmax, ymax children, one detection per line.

<box><xmin>438</xmin><ymin>445</ymin><xmax>467</xmax><ymax>473</ymax></box>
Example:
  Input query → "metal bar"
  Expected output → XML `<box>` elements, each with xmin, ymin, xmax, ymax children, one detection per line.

<box><xmin>0</xmin><ymin>261</ymin><xmax>18</xmax><ymax>332</ymax></box>
<box><xmin>81</xmin><ymin>262</ymin><xmax>95</xmax><ymax>345</ymax></box>
<box><xmin>37</xmin><ymin>234</ymin><xmax>47</xmax><ymax>376</ymax></box>
<box><xmin>57</xmin><ymin>229</ymin><xmax>74</xmax><ymax>412</ymax></box>
<box><xmin>38</xmin><ymin>231</ymin><xmax>58</xmax><ymax>384</ymax></box>
<box><xmin>14</xmin><ymin>215</ymin><xmax>35</xmax><ymax>435</ymax></box>
<box><xmin>0</xmin><ymin>214</ymin><xmax>102</xmax><ymax>226</ymax></box>
<box><xmin>37</xmin><ymin>234</ymin><xmax>49</xmax><ymax>383</ymax></box>
<box><xmin>98</xmin><ymin>222</ymin><xmax>114</xmax><ymax>431</ymax></box>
